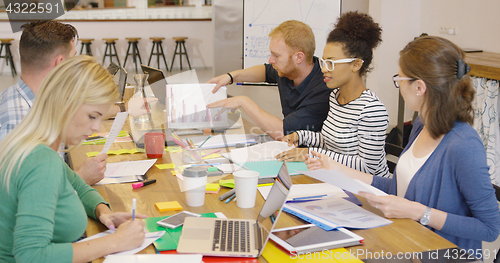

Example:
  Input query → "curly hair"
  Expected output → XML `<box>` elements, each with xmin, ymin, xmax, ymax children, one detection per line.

<box><xmin>327</xmin><ymin>12</ymin><xmax>382</xmax><ymax>75</ymax></box>
<box><xmin>399</xmin><ymin>36</ymin><xmax>475</xmax><ymax>139</ymax></box>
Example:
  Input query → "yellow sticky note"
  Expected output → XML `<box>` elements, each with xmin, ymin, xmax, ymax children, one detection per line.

<box><xmin>156</xmin><ymin>163</ymin><xmax>176</xmax><ymax>170</ymax></box>
<box><xmin>171</xmin><ymin>170</ymin><xmax>176</xmax><ymax>176</ymax></box>
<box><xmin>155</xmin><ymin>201</ymin><xmax>183</xmax><ymax>212</ymax></box>
<box><xmin>86</xmin><ymin>151</ymin><xmax>100</xmax><ymax>157</ymax></box>
<box><xmin>166</xmin><ymin>146</ymin><xmax>182</xmax><ymax>153</ymax></box>
<box><xmin>205</xmin><ymin>183</ymin><xmax>220</xmax><ymax>193</ymax></box>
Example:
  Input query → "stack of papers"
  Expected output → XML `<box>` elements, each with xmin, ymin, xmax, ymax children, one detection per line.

<box><xmin>96</xmin><ymin>159</ymin><xmax>157</xmax><ymax>185</ymax></box>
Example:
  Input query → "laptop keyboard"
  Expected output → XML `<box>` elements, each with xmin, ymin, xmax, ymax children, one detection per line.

<box><xmin>212</xmin><ymin>220</ymin><xmax>250</xmax><ymax>252</ymax></box>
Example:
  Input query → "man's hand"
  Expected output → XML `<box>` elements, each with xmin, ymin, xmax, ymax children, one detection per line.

<box><xmin>207</xmin><ymin>73</ymin><xmax>232</xmax><ymax>93</ymax></box>
<box><xmin>75</xmin><ymin>153</ymin><xmax>108</xmax><ymax>185</ymax></box>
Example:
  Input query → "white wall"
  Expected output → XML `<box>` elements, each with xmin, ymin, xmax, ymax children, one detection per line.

<box><xmin>367</xmin><ymin>0</ymin><xmax>500</xmax><ymax>126</ymax></box>
<box><xmin>0</xmin><ymin>20</ymin><xmax>213</xmax><ymax>75</ymax></box>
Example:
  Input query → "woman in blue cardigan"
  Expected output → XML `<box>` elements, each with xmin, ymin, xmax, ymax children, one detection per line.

<box><xmin>306</xmin><ymin>36</ymin><xmax>500</xmax><ymax>254</ymax></box>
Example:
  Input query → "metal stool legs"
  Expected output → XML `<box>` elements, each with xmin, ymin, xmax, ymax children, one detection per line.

<box><xmin>124</xmin><ymin>40</ymin><xmax>143</xmax><ymax>73</ymax></box>
<box><xmin>148</xmin><ymin>39</ymin><xmax>169</xmax><ymax>71</ymax></box>
<box><xmin>0</xmin><ymin>42</ymin><xmax>17</xmax><ymax>77</ymax></box>
<box><xmin>170</xmin><ymin>40</ymin><xmax>191</xmax><ymax>72</ymax></box>
<box><xmin>80</xmin><ymin>43</ymin><xmax>93</xmax><ymax>56</ymax></box>
<box><xmin>102</xmin><ymin>39</ymin><xmax>121</xmax><ymax>66</ymax></box>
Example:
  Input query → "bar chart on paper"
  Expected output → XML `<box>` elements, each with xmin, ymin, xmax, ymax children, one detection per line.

<box><xmin>167</xmin><ymin>84</ymin><xmax>230</xmax><ymax>129</ymax></box>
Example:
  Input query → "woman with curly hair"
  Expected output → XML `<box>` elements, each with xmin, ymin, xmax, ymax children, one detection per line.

<box><xmin>277</xmin><ymin>12</ymin><xmax>390</xmax><ymax>178</ymax></box>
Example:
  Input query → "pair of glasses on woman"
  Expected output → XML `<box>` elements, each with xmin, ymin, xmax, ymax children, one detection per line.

<box><xmin>319</xmin><ymin>57</ymin><xmax>362</xmax><ymax>72</ymax></box>
<box><xmin>392</xmin><ymin>74</ymin><xmax>418</xmax><ymax>88</ymax></box>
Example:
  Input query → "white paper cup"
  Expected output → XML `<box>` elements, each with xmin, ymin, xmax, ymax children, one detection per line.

<box><xmin>183</xmin><ymin>167</ymin><xmax>207</xmax><ymax>207</ymax></box>
<box><xmin>233</xmin><ymin>170</ymin><xmax>259</xmax><ymax>208</ymax></box>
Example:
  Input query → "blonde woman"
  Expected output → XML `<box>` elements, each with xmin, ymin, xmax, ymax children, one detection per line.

<box><xmin>0</xmin><ymin>56</ymin><xmax>146</xmax><ymax>263</ymax></box>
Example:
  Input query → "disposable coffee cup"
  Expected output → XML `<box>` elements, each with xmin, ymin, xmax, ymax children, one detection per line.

<box><xmin>183</xmin><ymin>167</ymin><xmax>208</xmax><ymax>207</ymax></box>
<box><xmin>233</xmin><ymin>170</ymin><xmax>259</xmax><ymax>208</ymax></box>
<box><xmin>182</xmin><ymin>148</ymin><xmax>202</xmax><ymax>164</ymax></box>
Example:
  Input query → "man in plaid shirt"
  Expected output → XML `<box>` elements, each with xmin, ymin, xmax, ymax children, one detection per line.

<box><xmin>0</xmin><ymin>21</ymin><xmax>108</xmax><ymax>185</ymax></box>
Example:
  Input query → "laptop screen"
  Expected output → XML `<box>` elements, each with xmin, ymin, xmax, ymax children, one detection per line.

<box><xmin>117</xmin><ymin>67</ymin><xmax>127</xmax><ymax>101</ymax></box>
<box><xmin>255</xmin><ymin>163</ymin><xmax>292</xmax><ymax>253</ymax></box>
<box><xmin>141</xmin><ymin>64</ymin><xmax>167</xmax><ymax>105</ymax></box>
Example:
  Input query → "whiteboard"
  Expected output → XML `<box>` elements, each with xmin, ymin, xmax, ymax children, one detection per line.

<box><xmin>243</xmin><ymin>0</ymin><xmax>341</xmax><ymax>69</ymax></box>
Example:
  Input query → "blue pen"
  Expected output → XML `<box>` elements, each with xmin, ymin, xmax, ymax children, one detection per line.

<box><xmin>131</xmin><ymin>198</ymin><xmax>136</xmax><ymax>220</ymax></box>
<box><xmin>292</xmin><ymin>194</ymin><xmax>327</xmax><ymax>201</ymax></box>
<box><xmin>225</xmin><ymin>193</ymin><xmax>236</xmax><ymax>203</ymax></box>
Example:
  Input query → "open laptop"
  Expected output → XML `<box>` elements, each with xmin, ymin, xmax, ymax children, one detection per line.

<box><xmin>106</xmin><ymin>62</ymin><xmax>127</xmax><ymax>101</ymax></box>
<box><xmin>177</xmin><ymin>162</ymin><xmax>292</xmax><ymax>257</ymax></box>
<box><xmin>140</xmin><ymin>64</ymin><xmax>166</xmax><ymax>105</ymax></box>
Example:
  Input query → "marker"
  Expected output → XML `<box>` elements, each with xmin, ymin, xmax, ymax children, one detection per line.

<box><xmin>132</xmin><ymin>179</ymin><xmax>157</xmax><ymax>189</ymax></box>
<box><xmin>225</xmin><ymin>193</ymin><xmax>236</xmax><ymax>203</ymax></box>
<box><xmin>131</xmin><ymin>198</ymin><xmax>136</xmax><ymax>220</ymax></box>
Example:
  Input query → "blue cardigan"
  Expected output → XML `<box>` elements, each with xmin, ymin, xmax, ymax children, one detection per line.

<box><xmin>372</xmin><ymin>117</ymin><xmax>500</xmax><ymax>252</ymax></box>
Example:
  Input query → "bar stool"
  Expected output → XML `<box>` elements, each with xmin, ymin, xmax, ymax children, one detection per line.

<box><xmin>0</xmin><ymin>39</ymin><xmax>17</xmax><ymax>76</ymax></box>
<box><xmin>102</xmin><ymin>38</ymin><xmax>121</xmax><ymax>66</ymax></box>
<box><xmin>123</xmin><ymin>38</ymin><xmax>143</xmax><ymax>73</ymax></box>
<box><xmin>148</xmin><ymin>37</ymin><xmax>168</xmax><ymax>71</ymax></box>
<box><xmin>79</xmin><ymin>38</ymin><xmax>94</xmax><ymax>56</ymax></box>
<box><xmin>170</xmin><ymin>37</ymin><xmax>191</xmax><ymax>72</ymax></box>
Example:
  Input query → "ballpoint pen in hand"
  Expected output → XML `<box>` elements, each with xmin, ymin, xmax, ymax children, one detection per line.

<box><xmin>132</xmin><ymin>198</ymin><xmax>136</xmax><ymax>220</ymax></box>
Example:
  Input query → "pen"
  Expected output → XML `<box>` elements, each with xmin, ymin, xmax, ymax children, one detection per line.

<box><xmin>225</xmin><ymin>193</ymin><xmax>236</xmax><ymax>203</ymax></box>
<box><xmin>183</xmin><ymin>163</ymin><xmax>223</xmax><ymax>168</ymax></box>
<box><xmin>201</xmin><ymin>149</ymin><xmax>221</xmax><ymax>158</ymax></box>
<box><xmin>198</xmin><ymin>135</ymin><xmax>211</xmax><ymax>148</ymax></box>
<box><xmin>131</xmin><ymin>198</ymin><xmax>136</xmax><ymax>220</ymax></box>
<box><xmin>132</xmin><ymin>179</ymin><xmax>157</xmax><ymax>189</ymax></box>
<box><xmin>219</xmin><ymin>188</ymin><xmax>236</xmax><ymax>201</ymax></box>
<box><xmin>293</xmin><ymin>194</ymin><xmax>327</xmax><ymax>201</ymax></box>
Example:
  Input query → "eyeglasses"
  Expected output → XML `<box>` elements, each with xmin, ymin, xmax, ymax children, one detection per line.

<box><xmin>319</xmin><ymin>57</ymin><xmax>362</xmax><ymax>72</ymax></box>
<box><xmin>392</xmin><ymin>74</ymin><xmax>417</xmax><ymax>88</ymax></box>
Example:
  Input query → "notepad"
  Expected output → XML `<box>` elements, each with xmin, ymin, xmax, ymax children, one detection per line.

<box><xmin>155</xmin><ymin>201</ymin><xmax>183</xmax><ymax>212</ymax></box>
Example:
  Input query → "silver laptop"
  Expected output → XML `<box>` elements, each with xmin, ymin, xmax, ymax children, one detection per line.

<box><xmin>177</xmin><ymin>162</ymin><xmax>292</xmax><ymax>257</ymax></box>
<box><xmin>141</xmin><ymin>64</ymin><xmax>166</xmax><ymax>105</ymax></box>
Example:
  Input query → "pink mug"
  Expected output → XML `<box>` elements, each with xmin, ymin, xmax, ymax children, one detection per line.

<box><xmin>144</xmin><ymin>132</ymin><xmax>165</xmax><ymax>158</ymax></box>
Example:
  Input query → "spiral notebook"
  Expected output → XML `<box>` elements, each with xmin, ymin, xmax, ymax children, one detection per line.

<box><xmin>222</xmin><ymin>141</ymin><xmax>296</xmax><ymax>178</ymax></box>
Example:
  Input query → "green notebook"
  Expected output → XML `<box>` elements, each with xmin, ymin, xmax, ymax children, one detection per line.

<box><xmin>144</xmin><ymin>213</ymin><xmax>217</xmax><ymax>251</ymax></box>
<box><xmin>240</xmin><ymin>161</ymin><xmax>308</xmax><ymax>178</ymax></box>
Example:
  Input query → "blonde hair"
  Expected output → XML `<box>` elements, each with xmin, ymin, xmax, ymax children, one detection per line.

<box><xmin>0</xmin><ymin>55</ymin><xmax>118</xmax><ymax>189</ymax></box>
<box><xmin>269</xmin><ymin>20</ymin><xmax>315</xmax><ymax>63</ymax></box>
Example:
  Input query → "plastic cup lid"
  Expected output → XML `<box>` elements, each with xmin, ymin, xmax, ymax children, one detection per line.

<box><xmin>183</xmin><ymin>166</ymin><xmax>208</xmax><ymax>178</ymax></box>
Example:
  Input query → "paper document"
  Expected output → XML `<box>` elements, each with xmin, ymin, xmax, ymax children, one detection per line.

<box><xmin>101</xmin><ymin>112</ymin><xmax>129</xmax><ymax>154</ymax></box>
<box><xmin>78</xmin><ymin>230</ymin><xmax>164</xmax><ymax>256</ymax></box>
<box><xmin>258</xmin><ymin>183</ymin><xmax>348</xmax><ymax>200</ymax></box>
<box><xmin>284</xmin><ymin>197</ymin><xmax>392</xmax><ymax>230</ymax></box>
<box><xmin>302</xmin><ymin>169</ymin><xmax>388</xmax><ymax>196</ymax></box>
<box><xmin>103</xmin><ymin>254</ymin><xmax>203</xmax><ymax>263</ymax></box>
<box><xmin>105</xmin><ymin>159</ymin><xmax>156</xmax><ymax>178</ymax></box>
<box><xmin>192</xmin><ymin>134</ymin><xmax>258</xmax><ymax>149</ymax></box>
<box><xmin>222</xmin><ymin>141</ymin><xmax>294</xmax><ymax>164</ymax></box>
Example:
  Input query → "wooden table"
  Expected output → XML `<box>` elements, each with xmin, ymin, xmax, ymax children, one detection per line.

<box><xmin>68</xmin><ymin>118</ymin><xmax>456</xmax><ymax>262</ymax></box>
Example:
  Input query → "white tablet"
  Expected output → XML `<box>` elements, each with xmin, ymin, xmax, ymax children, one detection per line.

<box><xmin>269</xmin><ymin>224</ymin><xmax>364</xmax><ymax>254</ymax></box>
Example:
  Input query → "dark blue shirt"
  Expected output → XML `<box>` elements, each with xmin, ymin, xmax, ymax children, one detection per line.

<box><xmin>264</xmin><ymin>57</ymin><xmax>331</xmax><ymax>135</ymax></box>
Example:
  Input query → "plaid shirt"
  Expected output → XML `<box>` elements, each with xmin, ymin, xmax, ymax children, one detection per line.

<box><xmin>0</xmin><ymin>78</ymin><xmax>35</xmax><ymax>141</ymax></box>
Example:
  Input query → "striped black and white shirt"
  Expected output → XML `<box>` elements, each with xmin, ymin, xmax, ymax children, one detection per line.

<box><xmin>297</xmin><ymin>88</ymin><xmax>390</xmax><ymax>177</ymax></box>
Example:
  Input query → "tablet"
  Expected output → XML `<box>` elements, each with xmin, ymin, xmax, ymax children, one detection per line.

<box><xmin>269</xmin><ymin>224</ymin><xmax>363</xmax><ymax>254</ymax></box>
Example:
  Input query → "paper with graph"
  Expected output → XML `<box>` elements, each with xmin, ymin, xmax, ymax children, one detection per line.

<box><xmin>167</xmin><ymin>83</ymin><xmax>228</xmax><ymax>129</ymax></box>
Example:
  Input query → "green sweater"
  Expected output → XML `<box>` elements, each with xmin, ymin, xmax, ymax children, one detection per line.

<box><xmin>0</xmin><ymin>144</ymin><xmax>107</xmax><ymax>263</ymax></box>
